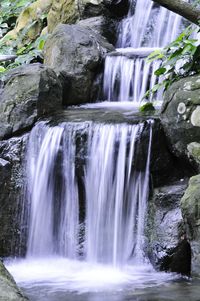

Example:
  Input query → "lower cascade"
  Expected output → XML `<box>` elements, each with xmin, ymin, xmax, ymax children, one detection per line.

<box><xmin>26</xmin><ymin>121</ymin><xmax>152</xmax><ymax>266</ymax></box>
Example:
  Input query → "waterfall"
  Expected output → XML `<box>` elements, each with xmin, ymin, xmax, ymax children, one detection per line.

<box><xmin>26</xmin><ymin>121</ymin><xmax>152</xmax><ymax>266</ymax></box>
<box><xmin>27</xmin><ymin>122</ymin><xmax>79</xmax><ymax>258</ymax></box>
<box><xmin>103</xmin><ymin>0</ymin><xmax>183</xmax><ymax>102</ymax></box>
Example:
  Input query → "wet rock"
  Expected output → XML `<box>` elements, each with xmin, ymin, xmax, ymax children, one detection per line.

<box><xmin>160</xmin><ymin>236</ymin><xmax>191</xmax><ymax>276</ymax></box>
<box><xmin>0</xmin><ymin>135</ymin><xmax>28</xmax><ymax>257</ymax></box>
<box><xmin>161</xmin><ymin>74</ymin><xmax>200</xmax><ymax>168</ymax></box>
<box><xmin>147</xmin><ymin>181</ymin><xmax>188</xmax><ymax>267</ymax></box>
<box><xmin>0</xmin><ymin>64</ymin><xmax>62</xmax><ymax>140</ymax></box>
<box><xmin>0</xmin><ymin>260</ymin><xmax>28</xmax><ymax>300</ymax></box>
<box><xmin>181</xmin><ymin>174</ymin><xmax>200</xmax><ymax>274</ymax></box>
<box><xmin>133</xmin><ymin>119</ymin><xmax>191</xmax><ymax>186</ymax></box>
<box><xmin>44</xmin><ymin>24</ymin><xmax>114</xmax><ymax>105</ymax></box>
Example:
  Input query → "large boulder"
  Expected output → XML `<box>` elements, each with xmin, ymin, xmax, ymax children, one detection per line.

<box><xmin>181</xmin><ymin>174</ymin><xmax>200</xmax><ymax>274</ymax></box>
<box><xmin>0</xmin><ymin>135</ymin><xmax>28</xmax><ymax>257</ymax></box>
<box><xmin>44</xmin><ymin>24</ymin><xmax>114</xmax><ymax>105</ymax></box>
<box><xmin>0</xmin><ymin>260</ymin><xmax>28</xmax><ymax>301</ymax></box>
<box><xmin>147</xmin><ymin>181</ymin><xmax>188</xmax><ymax>268</ymax></box>
<box><xmin>0</xmin><ymin>64</ymin><xmax>62</xmax><ymax>140</ymax></box>
<box><xmin>161</xmin><ymin>74</ymin><xmax>200</xmax><ymax>169</ymax></box>
<box><xmin>77</xmin><ymin>16</ymin><xmax>117</xmax><ymax>45</ymax></box>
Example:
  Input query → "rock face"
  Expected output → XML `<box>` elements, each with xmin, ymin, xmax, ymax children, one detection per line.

<box><xmin>181</xmin><ymin>174</ymin><xmax>200</xmax><ymax>274</ymax></box>
<box><xmin>161</xmin><ymin>74</ymin><xmax>200</xmax><ymax>169</ymax></box>
<box><xmin>0</xmin><ymin>260</ymin><xmax>28</xmax><ymax>301</ymax></box>
<box><xmin>44</xmin><ymin>24</ymin><xmax>114</xmax><ymax>105</ymax></box>
<box><xmin>0</xmin><ymin>135</ymin><xmax>28</xmax><ymax>257</ymax></box>
<box><xmin>77</xmin><ymin>16</ymin><xmax>117</xmax><ymax>45</ymax></box>
<box><xmin>47</xmin><ymin>0</ymin><xmax>129</xmax><ymax>33</ymax></box>
<box><xmin>147</xmin><ymin>181</ymin><xmax>188</xmax><ymax>267</ymax></box>
<box><xmin>159</xmin><ymin>237</ymin><xmax>191</xmax><ymax>276</ymax></box>
<box><xmin>0</xmin><ymin>64</ymin><xmax>62</xmax><ymax>140</ymax></box>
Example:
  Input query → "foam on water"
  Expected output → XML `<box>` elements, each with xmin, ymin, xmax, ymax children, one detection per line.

<box><xmin>6</xmin><ymin>258</ymin><xmax>175</xmax><ymax>294</ymax></box>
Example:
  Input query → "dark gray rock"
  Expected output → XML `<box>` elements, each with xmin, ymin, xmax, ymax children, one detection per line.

<box><xmin>44</xmin><ymin>24</ymin><xmax>114</xmax><ymax>105</ymax></box>
<box><xmin>0</xmin><ymin>135</ymin><xmax>28</xmax><ymax>257</ymax></box>
<box><xmin>161</xmin><ymin>74</ymin><xmax>200</xmax><ymax>168</ymax></box>
<box><xmin>159</xmin><ymin>237</ymin><xmax>191</xmax><ymax>276</ymax></box>
<box><xmin>181</xmin><ymin>174</ymin><xmax>200</xmax><ymax>274</ymax></box>
<box><xmin>0</xmin><ymin>63</ymin><xmax>62</xmax><ymax>140</ymax></box>
<box><xmin>78</xmin><ymin>0</ymin><xmax>129</xmax><ymax>20</ymax></box>
<box><xmin>147</xmin><ymin>181</ymin><xmax>188</xmax><ymax>268</ymax></box>
<box><xmin>78</xmin><ymin>16</ymin><xmax>118</xmax><ymax>45</ymax></box>
<box><xmin>0</xmin><ymin>260</ymin><xmax>28</xmax><ymax>300</ymax></box>
<box><xmin>133</xmin><ymin>119</ymin><xmax>192</xmax><ymax>187</ymax></box>
<box><xmin>103</xmin><ymin>0</ymin><xmax>130</xmax><ymax>17</ymax></box>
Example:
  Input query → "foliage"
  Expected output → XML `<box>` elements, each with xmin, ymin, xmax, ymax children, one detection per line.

<box><xmin>139</xmin><ymin>102</ymin><xmax>155</xmax><ymax>112</ymax></box>
<box><xmin>145</xmin><ymin>25</ymin><xmax>200</xmax><ymax>98</ymax></box>
<box><xmin>0</xmin><ymin>0</ymin><xmax>48</xmax><ymax>73</ymax></box>
<box><xmin>0</xmin><ymin>0</ymin><xmax>34</xmax><ymax>38</ymax></box>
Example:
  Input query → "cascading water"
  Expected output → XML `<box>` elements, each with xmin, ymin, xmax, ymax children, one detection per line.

<box><xmin>4</xmin><ymin>1</ymin><xmax>183</xmax><ymax>299</ymax></box>
<box><xmin>103</xmin><ymin>0</ymin><xmax>183</xmax><ymax>102</ymax></box>
<box><xmin>25</xmin><ymin>121</ymin><xmax>152</xmax><ymax>267</ymax></box>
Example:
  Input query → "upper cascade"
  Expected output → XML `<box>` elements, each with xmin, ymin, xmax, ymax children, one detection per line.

<box><xmin>103</xmin><ymin>0</ymin><xmax>183</xmax><ymax>103</ymax></box>
<box><xmin>117</xmin><ymin>0</ymin><xmax>183</xmax><ymax>48</ymax></box>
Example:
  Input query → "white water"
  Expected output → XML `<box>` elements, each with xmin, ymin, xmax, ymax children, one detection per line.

<box><xmin>7</xmin><ymin>258</ymin><xmax>175</xmax><ymax>294</ymax></box>
<box><xmin>26</xmin><ymin>121</ymin><xmax>152</xmax><ymax>264</ymax></box>
<box><xmin>103</xmin><ymin>0</ymin><xmax>184</xmax><ymax>102</ymax></box>
<box><xmin>6</xmin><ymin>120</ymin><xmax>163</xmax><ymax>296</ymax></box>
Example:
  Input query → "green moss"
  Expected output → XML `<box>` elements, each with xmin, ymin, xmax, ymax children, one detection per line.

<box><xmin>139</xmin><ymin>102</ymin><xmax>155</xmax><ymax>112</ymax></box>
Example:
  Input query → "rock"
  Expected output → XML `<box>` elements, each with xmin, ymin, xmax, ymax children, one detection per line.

<box><xmin>103</xmin><ymin>0</ymin><xmax>129</xmax><ymax>17</ymax></box>
<box><xmin>147</xmin><ymin>181</ymin><xmax>188</xmax><ymax>268</ymax></box>
<box><xmin>47</xmin><ymin>0</ymin><xmax>129</xmax><ymax>33</ymax></box>
<box><xmin>187</xmin><ymin>142</ymin><xmax>200</xmax><ymax>171</ymax></box>
<box><xmin>47</xmin><ymin>0</ymin><xmax>79</xmax><ymax>33</ymax></box>
<box><xmin>0</xmin><ymin>63</ymin><xmax>62</xmax><ymax>140</ymax></box>
<box><xmin>159</xmin><ymin>236</ymin><xmax>191</xmax><ymax>276</ymax></box>
<box><xmin>133</xmin><ymin>119</ymin><xmax>192</xmax><ymax>187</ymax></box>
<box><xmin>0</xmin><ymin>135</ymin><xmax>28</xmax><ymax>257</ymax></box>
<box><xmin>181</xmin><ymin>174</ymin><xmax>200</xmax><ymax>274</ymax></box>
<box><xmin>0</xmin><ymin>260</ymin><xmax>28</xmax><ymax>301</ymax></box>
<box><xmin>77</xmin><ymin>16</ymin><xmax>118</xmax><ymax>45</ymax></box>
<box><xmin>44</xmin><ymin>24</ymin><xmax>114</xmax><ymax>105</ymax></box>
<box><xmin>161</xmin><ymin>74</ymin><xmax>200</xmax><ymax>166</ymax></box>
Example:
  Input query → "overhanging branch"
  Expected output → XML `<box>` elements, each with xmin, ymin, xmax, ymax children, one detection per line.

<box><xmin>152</xmin><ymin>0</ymin><xmax>200</xmax><ymax>25</ymax></box>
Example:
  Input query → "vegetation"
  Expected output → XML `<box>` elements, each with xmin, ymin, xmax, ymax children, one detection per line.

<box><xmin>145</xmin><ymin>25</ymin><xmax>200</xmax><ymax>99</ymax></box>
<box><xmin>139</xmin><ymin>102</ymin><xmax>155</xmax><ymax>112</ymax></box>
<box><xmin>0</xmin><ymin>0</ymin><xmax>48</xmax><ymax>72</ymax></box>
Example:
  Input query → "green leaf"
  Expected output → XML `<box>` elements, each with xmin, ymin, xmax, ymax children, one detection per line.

<box><xmin>38</xmin><ymin>38</ymin><xmax>45</xmax><ymax>50</ymax></box>
<box><xmin>0</xmin><ymin>66</ymin><xmax>6</xmax><ymax>72</ymax></box>
<box><xmin>154</xmin><ymin>67</ymin><xmax>166</xmax><ymax>76</ymax></box>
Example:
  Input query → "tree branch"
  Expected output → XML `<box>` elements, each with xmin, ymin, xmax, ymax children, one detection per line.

<box><xmin>152</xmin><ymin>0</ymin><xmax>200</xmax><ymax>25</ymax></box>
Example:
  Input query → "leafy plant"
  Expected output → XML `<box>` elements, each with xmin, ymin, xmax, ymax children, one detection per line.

<box><xmin>139</xmin><ymin>102</ymin><xmax>155</xmax><ymax>112</ymax></box>
<box><xmin>0</xmin><ymin>0</ymin><xmax>48</xmax><ymax>72</ymax></box>
<box><xmin>145</xmin><ymin>25</ymin><xmax>200</xmax><ymax>98</ymax></box>
<box><xmin>0</xmin><ymin>0</ymin><xmax>34</xmax><ymax>38</ymax></box>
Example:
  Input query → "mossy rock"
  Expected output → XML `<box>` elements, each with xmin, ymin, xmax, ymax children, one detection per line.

<box><xmin>181</xmin><ymin>174</ymin><xmax>200</xmax><ymax>274</ymax></box>
<box><xmin>2</xmin><ymin>0</ymin><xmax>52</xmax><ymax>47</ymax></box>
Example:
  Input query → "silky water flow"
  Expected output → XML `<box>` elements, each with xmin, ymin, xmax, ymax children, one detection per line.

<box><xmin>5</xmin><ymin>0</ymin><xmax>188</xmax><ymax>299</ymax></box>
<box><xmin>6</xmin><ymin>120</ymin><xmax>176</xmax><ymax>300</ymax></box>
<box><xmin>103</xmin><ymin>0</ymin><xmax>183</xmax><ymax>102</ymax></box>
